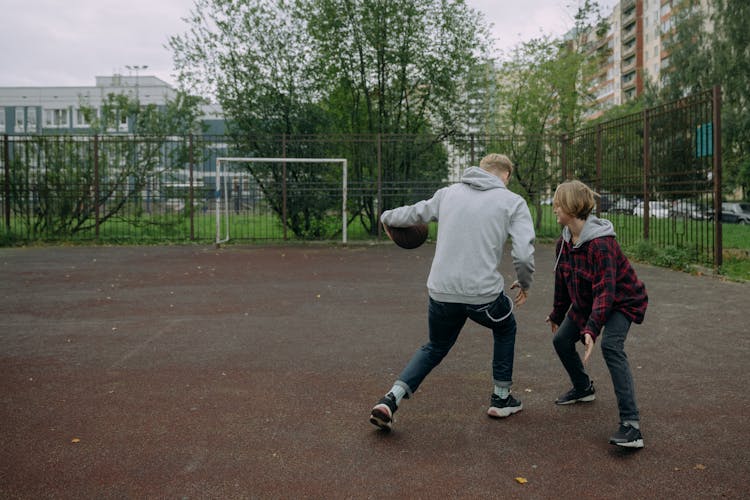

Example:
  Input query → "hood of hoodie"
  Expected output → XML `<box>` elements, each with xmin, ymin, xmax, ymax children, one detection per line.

<box><xmin>460</xmin><ymin>166</ymin><xmax>506</xmax><ymax>191</ymax></box>
<box><xmin>562</xmin><ymin>214</ymin><xmax>616</xmax><ymax>247</ymax></box>
<box><xmin>553</xmin><ymin>215</ymin><xmax>616</xmax><ymax>271</ymax></box>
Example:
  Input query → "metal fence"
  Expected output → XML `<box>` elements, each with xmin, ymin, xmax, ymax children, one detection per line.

<box><xmin>563</xmin><ymin>87</ymin><xmax>722</xmax><ymax>266</ymax></box>
<box><xmin>1</xmin><ymin>89</ymin><xmax>722</xmax><ymax>266</ymax></box>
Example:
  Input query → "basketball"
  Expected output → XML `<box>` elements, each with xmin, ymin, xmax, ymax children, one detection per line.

<box><xmin>384</xmin><ymin>223</ymin><xmax>429</xmax><ymax>249</ymax></box>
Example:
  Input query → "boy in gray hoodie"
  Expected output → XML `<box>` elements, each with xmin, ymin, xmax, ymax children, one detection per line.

<box><xmin>370</xmin><ymin>154</ymin><xmax>536</xmax><ymax>431</ymax></box>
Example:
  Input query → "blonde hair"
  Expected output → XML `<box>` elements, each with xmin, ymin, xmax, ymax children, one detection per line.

<box><xmin>553</xmin><ymin>180</ymin><xmax>599</xmax><ymax>220</ymax></box>
<box><xmin>479</xmin><ymin>154</ymin><xmax>513</xmax><ymax>177</ymax></box>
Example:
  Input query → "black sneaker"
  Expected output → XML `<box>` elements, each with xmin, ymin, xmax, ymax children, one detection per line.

<box><xmin>370</xmin><ymin>393</ymin><xmax>398</xmax><ymax>431</ymax></box>
<box><xmin>555</xmin><ymin>382</ymin><xmax>596</xmax><ymax>405</ymax></box>
<box><xmin>487</xmin><ymin>393</ymin><xmax>523</xmax><ymax>418</ymax></box>
<box><xmin>609</xmin><ymin>423</ymin><xmax>644</xmax><ymax>448</ymax></box>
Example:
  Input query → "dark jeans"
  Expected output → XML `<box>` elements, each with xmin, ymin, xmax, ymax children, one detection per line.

<box><xmin>552</xmin><ymin>312</ymin><xmax>640</xmax><ymax>422</ymax></box>
<box><xmin>397</xmin><ymin>294</ymin><xmax>517</xmax><ymax>397</ymax></box>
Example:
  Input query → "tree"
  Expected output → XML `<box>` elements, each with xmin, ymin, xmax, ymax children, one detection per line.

<box><xmin>170</xmin><ymin>0</ymin><xmax>326</xmax><ymax>140</ymax></box>
<box><xmin>13</xmin><ymin>92</ymin><xmax>206</xmax><ymax>238</ymax></box>
<box><xmin>662</xmin><ymin>0</ymin><xmax>750</xmax><ymax>199</ymax></box>
<box><xmin>169</xmin><ymin>0</ymin><xmax>492</xmax><ymax>236</ymax></box>
<box><xmin>302</xmin><ymin>0</ymin><xmax>489</xmax><ymax>231</ymax></box>
<box><xmin>301</xmin><ymin>0</ymin><xmax>488</xmax><ymax>136</ymax></box>
<box><xmin>491</xmin><ymin>2</ymin><xmax>608</xmax><ymax>229</ymax></box>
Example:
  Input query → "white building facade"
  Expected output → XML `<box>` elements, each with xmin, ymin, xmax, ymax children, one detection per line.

<box><xmin>0</xmin><ymin>74</ymin><xmax>224</xmax><ymax>135</ymax></box>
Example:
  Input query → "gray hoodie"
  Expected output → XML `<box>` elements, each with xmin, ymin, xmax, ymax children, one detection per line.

<box><xmin>554</xmin><ymin>215</ymin><xmax>617</xmax><ymax>270</ymax></box>
<box><xmin>380</xmin><ymin>167</ymin><xmax>535</xmax><ymax>304</ymax></box>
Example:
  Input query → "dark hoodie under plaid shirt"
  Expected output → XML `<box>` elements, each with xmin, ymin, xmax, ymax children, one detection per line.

<box><xmin>548</xmin><ymin>216</ymin><xmax>648</xmax><ymax>341</ymax></box>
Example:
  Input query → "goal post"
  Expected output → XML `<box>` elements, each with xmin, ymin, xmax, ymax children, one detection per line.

<box><xmin>215</xmin><ymin>157</ymin><xmax>348</xmax><ymax>245</ymax></box>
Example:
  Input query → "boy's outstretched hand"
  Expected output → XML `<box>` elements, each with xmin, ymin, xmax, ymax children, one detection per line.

<box><xmin>582</xmin><ymin>333</ymin><xmax>594</xmax><ymax>365</ymax></box>
<box><xmin>545</xmin><ymin>316</ymin><xmax>558</xmax><ymax>333</ymax></box>
<box><xmin>510</xmin><ymin>281</ymin><xmax>527</xmax><ymax>307</ymax></box>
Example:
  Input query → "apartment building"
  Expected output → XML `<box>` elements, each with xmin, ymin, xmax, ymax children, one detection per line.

<box><xmin>0</xmin><ymin>74</ymin><xmax>224</xmax><ymax>135</ymax></box>
<box><xmin>587</xmin><ymin>0</ymin><xmax>712</xmax><ymax>118</ymax></box>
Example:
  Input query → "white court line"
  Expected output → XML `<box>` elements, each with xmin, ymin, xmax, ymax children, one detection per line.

<box><xmin>109</xmin><ymin>319</ymin><xmax>181</xmax><ymax>370</ymax></box>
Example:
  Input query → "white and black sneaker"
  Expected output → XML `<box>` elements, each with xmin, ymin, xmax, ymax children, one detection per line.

<box><xmin>370</xmin><ymin>393</ymin><xmax>398</xmax><ymax>431</ymax></box>
<box><xmin>487</xmin><ymin>394</ymin><xmax>523</xmax><ymax>418</ymax></box>
<box><xmin>609</xmin><ymin>423</ymin><xmax>644</xmax><ymax>448</ymax></box>
<box><xmin>555</xmin><ymin>381</ymin><xmax>596</xmax><ymax>405</ymax></box>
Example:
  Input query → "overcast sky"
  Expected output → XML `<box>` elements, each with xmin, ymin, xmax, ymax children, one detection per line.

<box><xmin>0</xmin><ymin>0</ymin><xmax>619</xmax><ymax>89</ymax></box>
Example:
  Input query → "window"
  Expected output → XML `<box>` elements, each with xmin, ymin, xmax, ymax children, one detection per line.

<box><xmin>0</xmin><ymin>107</ymin><xmax>5</xmax><ymax>131</ymax></box>
<box><xmin>45</xmin><ymin>108</ymin><xmax>69</xmax><ymax>128</ymax></box>
<box><xmin>76</xmin><ymin>108</ymin><xmax>92</xmax><ymax>127</ymax></box>
<box><xmin>15</xmin><ymin>107</ymin><xmax>25</xmax><ymax>132</ymax></box>
<box><xmin>104</xmin><ymin>110</ymin><xmax>129</xmax><ymax>133</ymax></box>
<box><xmin>27</xmin><ymin>109</ymin><xmax>37</xmax><ymax>132</ymax></box>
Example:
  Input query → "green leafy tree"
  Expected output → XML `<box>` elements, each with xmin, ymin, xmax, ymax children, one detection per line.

<box><xmin>13</xmin><ymin>92</ymin><xmax>206</xmax><ymax>238</ymax></box>
<box><xmin>169</xmin><ymin>0</ymin><xmax>491</xmax><ymax>236</ymax></box>
<box><xmin>662</xmin><ymin>0</ymin><xmax>750</xmax><ymax>199</ymax></box>
<box><xmin>491</xmin><ymin>1</ymin><xmax>608</xmax><ymax>229</ymax></box>
<box><xmin>302</xmin><ymin>0</ymin><xmax>489</xmax><ymax>232</ymax></box>
<box><xmin>170</xmin><ymin>0</ymin><xmax>344</xmax><ymax>238</ymax></box>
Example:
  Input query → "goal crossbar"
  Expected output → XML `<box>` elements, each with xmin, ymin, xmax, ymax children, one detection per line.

<box><xmin>215</xmin><ymin>157</ymin><xmax>348</xmax><ymax>245</ymax></box>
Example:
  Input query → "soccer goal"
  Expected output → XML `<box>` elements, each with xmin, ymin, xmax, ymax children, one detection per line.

<box><xmin>215</xmin><ymin>157</ymin><xmax>348</xmax><ymax>245</ymax></box>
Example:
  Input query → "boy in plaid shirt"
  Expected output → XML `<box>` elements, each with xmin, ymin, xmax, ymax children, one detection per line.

<box><xmin>546</xmin><ymin>180</ymin><xmax>648</xmax><ymax>448</ymax></box>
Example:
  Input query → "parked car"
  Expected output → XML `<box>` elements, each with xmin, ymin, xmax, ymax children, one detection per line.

<box><xmin>633</xmin><ymin>201</ymin><xmax>670</xmax><ymax>218</ymax></box>
<box><xmin>719</xmin><ymin>202</ymin><xmax>750</xmax><ymax>224</ymax></box>
<box><xmin>670</xmin><ymin>199</ymin><xmax>708</xmax><ymax>220</ymax></box>
<box><xmin>598</xmin><ymin>191</ymin><xmax>615</xmax><ymax>212</ymax></box>
<box><xmin>611</xmin><ymin>197</ymin><xmax>640</xmax><ymax>214</ymax></box>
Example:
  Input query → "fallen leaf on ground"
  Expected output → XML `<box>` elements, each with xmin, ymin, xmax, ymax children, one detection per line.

<box><xmin>515</xmin><ymin>477</ymin><xmax>528</xmax><ymax>484</ymax></box>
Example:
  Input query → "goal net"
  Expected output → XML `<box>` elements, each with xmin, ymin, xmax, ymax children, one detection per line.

<box><xmin>214</xmin><ymin>157</ymin><xmax>348</xmax><ymax>245</ymax></box>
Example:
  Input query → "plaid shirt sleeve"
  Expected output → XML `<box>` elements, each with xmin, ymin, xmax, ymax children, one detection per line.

<box><xmin>582</xmin><ymin>238</ymin><xmax>618</xmax><ymax>341</ymax></box>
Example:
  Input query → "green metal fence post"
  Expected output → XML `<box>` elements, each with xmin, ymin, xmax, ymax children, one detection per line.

<box><xmin>560</xmin><ymin>134</ymin><xmax>568</xmax><ymax>180</ymax></box>
<box><xmin>713</xmin><ymin>85</ymin><xmax>722</xmax><ymax>269</ymax></box>
<box><xmin>3</xmin><ymin>134</ymin><xmax>9</xmax><ymax>231</ymax></box>
<box><xmin>189</xmin><ymin>134</ymin><xmax>195</xmax><ymax>241</ymax></box>
<box><xmin>282</xmin><ymin>134</ymin><xmax>288</xmax><ymax>241</ymax></box>
<box><xmin>377</xmin><ymin>133</ymin><xmax>382</xmax><ymax>239</ymax></box>
<box><xmin>643</xmin><ymin>108</ymin><xmax>651</xmax><ymax>239</ymax></box>
<box><xmin>94</xmin><ymin>135</ymin><xmax>100</xmax><ymax>241</ymax></box>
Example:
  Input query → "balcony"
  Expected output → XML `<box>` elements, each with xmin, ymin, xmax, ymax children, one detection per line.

<box><xmin>622</xmin><ymin>5</ymin><xmax>636</xmax><ymax>26</ymax></box>
<box><xmin>622</xmin><ymin>73</ymin><xmax>637</xmax><ymax>91</ymax></box>
<box><xmin>621</xmin><ymin>57</ymin><xmax>637</xmax><ymax>73</ymax></box>
<box><xmin>622</xmin><ymin>26</ymin><xmax>637</xmax><ymax>44</ymax></box>
<box><xmin>622</xmin><ymin>42</ymin><xmax>636</xmax><ymax>59</ymax></box>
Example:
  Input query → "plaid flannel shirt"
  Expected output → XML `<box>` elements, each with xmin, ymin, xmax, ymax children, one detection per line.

<box><xmin>549</xmin><ymin>235</ymin><xmax>648</xmax><ymax>341</ymax></box>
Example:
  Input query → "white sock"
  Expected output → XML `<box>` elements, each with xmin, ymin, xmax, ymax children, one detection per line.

<box><xmin>624</xmin><ymin>420</ymin><xmax>640</xmax><ymax>430</ymax></box>
<box><xmin>388</xmin><ymin>384</ymin><xmax>407</xmax><ymax>405</ymax></box>
<box><xmin>493</xmin><ymin>385</ymin><xmax>510</xmax><ymax>399</ymax></box>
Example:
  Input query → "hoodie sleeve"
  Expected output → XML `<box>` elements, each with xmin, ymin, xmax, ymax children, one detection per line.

<box><xmin>380</xmin><ymin>188</ymin><xmax>445</xmax><ymax>226</ymax></box>
<box><xmin>508</xmin><ymin>198</ymin><xmax>535</xmax><ymax>290</ymax></box>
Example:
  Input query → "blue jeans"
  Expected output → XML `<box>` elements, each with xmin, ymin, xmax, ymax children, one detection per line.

<box><xmin>397</xmin><ymin>294</ymin><xmax>517</xmax><ymax>397</ymax></box>
<box><xmin>552</xmin><ymin>312</ymin><xmax>640</xmax><ymax>422</ymax></box>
